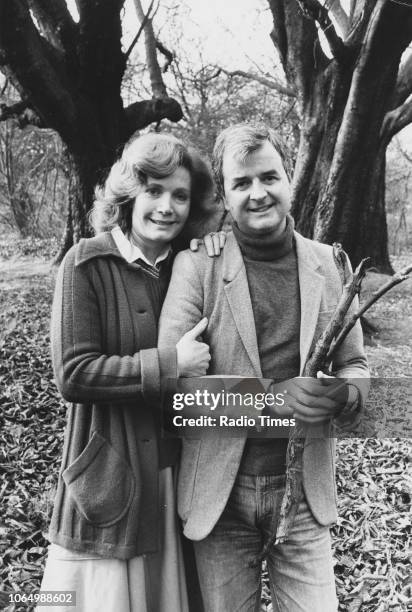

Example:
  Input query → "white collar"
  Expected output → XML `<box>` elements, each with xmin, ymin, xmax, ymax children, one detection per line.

<box><xmin>111</xmin><ymin>226</ymin><xmax>171</xmax><ymax>268</ymax></box>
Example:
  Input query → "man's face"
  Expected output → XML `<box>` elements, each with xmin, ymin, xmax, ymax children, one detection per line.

<box><xmin>222</xmin><ymin>140</ymin><xmax>291</xmax><ymax>237</ymax></box>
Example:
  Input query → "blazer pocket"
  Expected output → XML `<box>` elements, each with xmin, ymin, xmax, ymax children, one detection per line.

<box><xmin>63</xmin><ymin>431</ymin><xmax>136</xmax><ymax>527</ymax></box>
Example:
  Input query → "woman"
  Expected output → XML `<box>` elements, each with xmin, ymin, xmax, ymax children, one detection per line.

<box><xmin>38</xmin><ymin>133</ymin><xmax>218</xmax><ymax>611</ymax></box>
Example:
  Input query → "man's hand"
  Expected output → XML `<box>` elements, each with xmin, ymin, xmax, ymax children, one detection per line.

<box><xmin>283</xmin><ymin>373</ymin><xmax>349</xmax><ymax>424</ymax></box>
<box><xmin>190</xmin><ymin>231</ymin><xmax>226</xmax><ymax>257</ymax></box>
<box><xmin>176</xmin><ymin>318</ymin><xmax>211</xmax><ymax>377</ymax></box>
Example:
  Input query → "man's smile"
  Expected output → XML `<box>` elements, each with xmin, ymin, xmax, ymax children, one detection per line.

<box><xmin>247</xmin><ymin>202</ymin><xmax>274</xmax><ymax>213</ymax></box>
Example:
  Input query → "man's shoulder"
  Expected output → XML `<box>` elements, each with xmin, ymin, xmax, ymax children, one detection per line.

<box><xmin>173</xmin><ymin>232</ymin><xmax>238</xmax><ymax>274</ymax></box>
<box><xmin>294</xmin><ymin>232</ymin><xmax>337</xmax><ymax>268</ymax></box>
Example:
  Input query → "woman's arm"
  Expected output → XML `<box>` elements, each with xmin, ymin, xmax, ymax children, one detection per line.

<box><xmin>51</xmin><ymin>247</ymin><xmax>176</xmax><ymax>404</ymax></box>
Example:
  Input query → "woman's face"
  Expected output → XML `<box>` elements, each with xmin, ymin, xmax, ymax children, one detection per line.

<box><xmin>130</xmin><ymin>166</ymin><xmax>191</xmax><ymax>253</ymax></box>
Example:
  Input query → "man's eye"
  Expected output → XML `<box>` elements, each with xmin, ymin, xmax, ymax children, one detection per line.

<box><xmin>234</xmin><ymin>180</ymin><xmax>249</xmax><ymax>190</ymax></box>
<box><xmin>262</xmin><ymin>175</ymin><xmax>278</xmax><ymax>183</ymax></box>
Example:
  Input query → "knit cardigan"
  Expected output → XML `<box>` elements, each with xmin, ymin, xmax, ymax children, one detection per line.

<box><xmin>48</xmin><ymin>232</ymin><xmax>178</xmax><ymax>559</ymax></box>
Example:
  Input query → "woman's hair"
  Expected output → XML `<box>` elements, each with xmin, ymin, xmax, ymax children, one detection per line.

<box><xmin>89</xmin><ymin>133</ymin><xmax>214</xmax><ymax>237</ymax></box>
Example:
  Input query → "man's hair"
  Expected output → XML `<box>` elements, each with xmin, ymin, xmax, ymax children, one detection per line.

<box><xmin>212</xmin><ymin>123</ymin><xmax>292</xmax><ymax>200</ymax></box>
<box><xmin>90</xmin><ymin>132</ymin><xmax>213</xmax><ymax>235</ymax></box>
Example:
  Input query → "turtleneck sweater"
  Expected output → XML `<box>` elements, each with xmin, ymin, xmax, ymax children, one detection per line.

<box><xmin>233</xmin><ymin>215</ymin><xmax>301</xmax><ymax>476</ymax></box>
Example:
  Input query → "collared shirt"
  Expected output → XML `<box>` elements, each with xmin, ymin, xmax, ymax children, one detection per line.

<box><xmin>111</xmin><ymin>225</ymin><xmax>171</xmax><ymax>268</ymax></box>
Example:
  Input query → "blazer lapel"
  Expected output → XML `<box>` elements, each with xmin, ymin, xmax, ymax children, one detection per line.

<box><xmin>222</xmin><ymin>234</ymin><xmax>262</xmax><ymax>377</ymax></box>
<box><xmin>295</xmin><ymin>233</ymin><xmax>325</xmax><ymax>374</ymax></box>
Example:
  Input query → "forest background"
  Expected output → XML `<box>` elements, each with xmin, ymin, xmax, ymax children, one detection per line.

<box><xmin>0</xmin><ymin>1</ymin><xmax>411</xmax><ymax>610</ymax></box>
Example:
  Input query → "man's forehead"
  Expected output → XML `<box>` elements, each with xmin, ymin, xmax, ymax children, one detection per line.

<box><xmin>222</xmin><ymin>141</ymin><xmax>284</xmax><ymax>178</ymax></box>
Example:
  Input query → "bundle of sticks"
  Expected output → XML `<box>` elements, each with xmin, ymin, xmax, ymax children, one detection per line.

<box><xmin>256</xmin><ymin>244</ymin><xmax>412</xmax><ymax>561</ymax></box>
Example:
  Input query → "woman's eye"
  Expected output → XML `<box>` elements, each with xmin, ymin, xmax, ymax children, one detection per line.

<box><xmin>147</xmin><ymin>187</ymin><xmax>161</xmax><ymax>197</ymax></box>
<box><xmin>174</xmin><ymin>192</ymin><xmax>190</xmax><ymax>202</ymax></box>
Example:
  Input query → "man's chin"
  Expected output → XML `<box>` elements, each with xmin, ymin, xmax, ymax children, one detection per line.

<box><xmin>244</xmin><ymin>222</ymin><xmax>284</xmax><ymax>237</ymax></box>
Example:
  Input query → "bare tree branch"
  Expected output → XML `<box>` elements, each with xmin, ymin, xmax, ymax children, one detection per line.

<box><xmin>393</xmin><ymin>53</ymin><xmax>412</xmax><ymax>109</ymax></box>
<box><xmin>0</xmin><ymin>77</ymin><xmax>9</xmax><ymax>96</ymax></box>
<box><xmin>133</xmin><ymin>0</ymin><xmax>167</xmax><ymax>99</ymax></box>
<box><xmin>27</xmin><ymin>0</ymin><xmax>78</xmax><ymax>65</ymax></box>
<box><xmin>0</xmin><ymin>1</ymin><xmax>78</xmax><ymax>138</ymax></box>
<box><xmin>0</xmin><ymin>99</ymin><xmax>28</xmax><ymax>120</ymax></box>
<box><xmin>329</xmin><ymin>262</ymin><xmax>412</xmax><ymax>358</ymax></box>
<box><xmin>220</xmin><ymin>68</ymin><xmax>296</xmax><ymax>97</ymax></box>
<box><xmin>267</xmin><ymin>0</ymin><xmax>328</xmax><ymax>104</ymax></box>
<box><xmin>156</xmin><ymin>40</ymin><xmax>174</xmax><ymax>73</ymax></box>
<box><xmin>327</xmin><ymin>0</ymin><xmax>350</xmax><ymax>38</ymax></box>
<box><xmin>382</xmin><ymin>94</ymin><xmax>412</xmax><ymax>142</ymax></box>
<box><xmin>124</xmin><ymin>0</ymin><xmax>155</xmax><ymax>61</ymax></box>
<box><xmin>124</xmin><ymin>97</ymin><xmax>182</xmax><ymax>136</ymax></box>
<box><xmin>296</xmin><ymin>0</ymin><xmax>348</xmax><ymax>62</ymax></box>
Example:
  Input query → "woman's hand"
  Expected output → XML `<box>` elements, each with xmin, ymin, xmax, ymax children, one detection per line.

<box><xmin>176</xmin><ymin>317</ymin><xmax>211</xmax><ymax>377</ymax></box>
<box><xmin>190</xmin><ymin>231</ymin><xmax>226</xmax><ymax>257</ymax></box>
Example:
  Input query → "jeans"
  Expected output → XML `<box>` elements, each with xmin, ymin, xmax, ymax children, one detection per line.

<box><xmin>193</xmin><ymin>474</ymin><xmax>338</xmax><ymax>612</ymax></box>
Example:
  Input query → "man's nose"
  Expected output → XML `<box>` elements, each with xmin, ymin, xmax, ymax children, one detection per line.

<box><xmin>156</xmin><ymin>193</ymin><xmax>173</xmax><ymax>214</ymax></box>
<box><xmin>249</xmin><ymin>179</ymin><xmax>266</xmax><ymax>200</ymax></box>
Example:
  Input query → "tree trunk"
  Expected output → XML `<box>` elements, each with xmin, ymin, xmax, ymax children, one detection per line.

<box><xmin>54</xmin><ymin>150</ymin><xmax>111</xmax><ymax>263</ymax></box>
<box><xmin>268</xmin><ymin>0</ymin><xmax>412</xmax><ymax>273</ymax></box>
<box><xmin>293</xmin><ymin>88</ymin><xmax>393</xmax><ymax>272</ymax></box>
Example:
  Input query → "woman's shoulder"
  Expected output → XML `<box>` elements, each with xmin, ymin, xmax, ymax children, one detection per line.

<box><xmin>62</xmin><ymin>233</ymin><xmax>119</xmax><ymax>269</ymax></box>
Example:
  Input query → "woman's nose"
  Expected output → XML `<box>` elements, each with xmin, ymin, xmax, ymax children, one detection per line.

<box><xmin>156</xmin><ymin>193</ymin><xmax>173</xmax><ymax>214</ymax></box>
<box><xmin>249</xmin><ymin>179</ymin><xmax>266</xmax><ymax>200</ymax></box>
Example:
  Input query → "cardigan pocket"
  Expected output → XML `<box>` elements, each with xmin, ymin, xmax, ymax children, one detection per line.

<box><xmin>62</xmin><ymin>431</ymin><xmax>136</xmax><ymax>528</ymax></box>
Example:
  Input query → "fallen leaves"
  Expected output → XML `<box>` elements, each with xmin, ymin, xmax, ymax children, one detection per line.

<box><xmin>0</xmin><ymin>254</ymin><xmax>411</xmax><ymax>612</ymax></box>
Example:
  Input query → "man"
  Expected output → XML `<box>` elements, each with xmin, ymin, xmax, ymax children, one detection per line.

<box><xmin>158</xmin><ymin>124</ymin><xmax>369</xmax><ymax>611</ymax></box>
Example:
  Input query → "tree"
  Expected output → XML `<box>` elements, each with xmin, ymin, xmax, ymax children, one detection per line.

<box><xmin>267</xmin><ymin>0</ymin><xmax>412</xmax><ymax>272</ymax></box>
<box><xmin>0</xmin><ymin>0</ymin><xmax>183</xmax><ymax>259</ymax></box>
<box><xmin>0</xmin><ymin>117</ymin><xmax>67</xmax><ymax>238</ymax></box>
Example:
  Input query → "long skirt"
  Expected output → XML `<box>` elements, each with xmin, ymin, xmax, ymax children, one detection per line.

<box><xmin>37</xmin><ymin>467</ymin><xmax>189</xmax><ymax>612</ymax></box>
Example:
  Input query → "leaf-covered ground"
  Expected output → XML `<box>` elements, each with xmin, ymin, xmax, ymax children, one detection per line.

<box><xmin>0</xmin><ymin>252</ymin><xmax>411</xmax><ymax>612</ymax></box>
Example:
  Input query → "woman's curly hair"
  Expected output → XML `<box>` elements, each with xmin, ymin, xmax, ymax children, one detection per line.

<box><xmin>89</xmin><ymin>133</ymin><xmax>214</xmax><ymax>243</ymax></box>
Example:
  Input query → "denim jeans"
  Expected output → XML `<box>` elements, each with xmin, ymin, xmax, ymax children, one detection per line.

<box><xmin>193</xmin><ymin>473</ymin><xmax>338</xmax><ymax>612</ymax></box>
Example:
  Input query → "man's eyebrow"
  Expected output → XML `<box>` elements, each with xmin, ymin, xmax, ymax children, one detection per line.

<box><xmin>231</xmin><ymin>175</ymin><xmax>249</xmax><ymax>182</ymax></box>
<box><xmin>260</xmin><ymin>169</ymin><xmax>279</xmax><ymax>175</ymax></box>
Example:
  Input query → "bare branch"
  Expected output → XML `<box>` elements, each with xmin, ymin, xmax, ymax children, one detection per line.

<box><xmin>124</xmin><ymin>0</ymin><xmax>155</xmax><ymax>61</ymax></box>
<box><xmin>393</xmin><ymin>53</ymin><xmax>412</xmax><ymax>108</ymax></box>
<box><xmin>382</xmin><ymin>95</ymin><xmax>412</xmax><ymax>142</ymax></box>
<box><xmin>156</xmin><ymin>40</ymin><xmax>174</xmax><ymax>73</ymax></box>
<box><xmin>0</xmin><ymin>78</ymin><xmax>9</xmax><ymax>96</ymax></box>
<box><xmin>133</xmin><ymin>0</ymin><xmax>167</xmax><ymax>99</ymax></box>
<box><xmin>0</xmin><ymin>2</ymin><xmax>75</xmax><ymax>134</ymax></box>
<box><xmin>267</xmin><ymin>0</ymin><xmax>328</xmax><ymax>103</ymax></box>
<box><xmin>27</xmin><ymin>0</ymin><xmax>78</xmax><ymax>64</ymax></box>
<box><xmin>306</xmin><ymin>254</ymin><xmax>370</xmax><ymax>376</ymax></box>
<box><xmin>124</xmin><ymin>97</ymin><xmax>182</xmax><ymax>135</ymax></box>
<box><xmin>330</xmin><ymin>264</ymin><xmax>412</xmax><ymax>358</ymax></box>
<box><xmin>0</xmin><ymin>99</ymin><xmax>28</xmax><ymax>121</ymax></box>
<box><xmin>327</xmin><ymin>0</ymin><xmax>350</xmax><ymax>38</ymax></box>
<box><xmin>220</xmin><ymin>68</ymin><xmax>296</xmax><ymax>98</ymax></box>
<box><xmin>296</xmin><ymin>0</ymin><xmax>348</xmax><ymax>62</ymax></box>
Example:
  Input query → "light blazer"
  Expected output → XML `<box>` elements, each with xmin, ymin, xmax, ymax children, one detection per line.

<box><xmin>158</xmin><ymin>230</ymin><xmax>369</xmax><ymax>541</ymax></box>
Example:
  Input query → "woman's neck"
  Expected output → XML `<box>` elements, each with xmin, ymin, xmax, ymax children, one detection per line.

<box><xmin>129</xmin><ymin>229</ymin><xmax>165</xmax><ymax>264</ymax></box>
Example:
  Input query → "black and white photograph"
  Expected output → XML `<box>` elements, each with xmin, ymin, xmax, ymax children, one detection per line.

<box><xmin>0</xmin><ymin>1</ymin><xmax>411</xmax><ymax>611</ymax></box>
